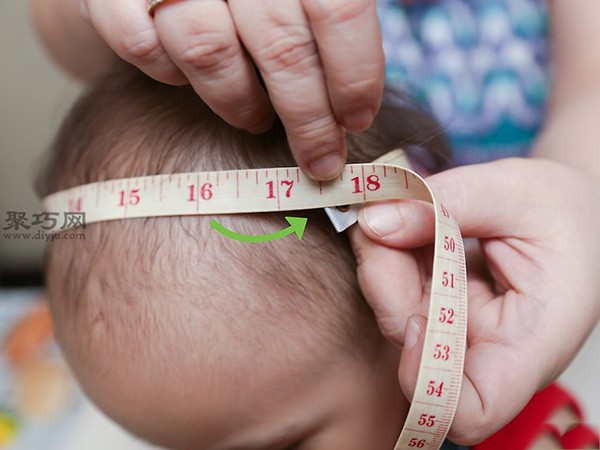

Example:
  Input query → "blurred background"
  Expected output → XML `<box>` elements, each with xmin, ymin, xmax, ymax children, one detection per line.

<box><xmin>0</xmin><ymin>0</ymin><xmax>598</xmax><ymax>448</ymax></box>
<box><xmin>0</xmin><ymin>0</ymin><xmax>81</xmax><ymax>283</ymax></box>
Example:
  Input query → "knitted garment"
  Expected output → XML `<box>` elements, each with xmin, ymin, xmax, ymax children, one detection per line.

<box><xmin>378</xmin><ymin>0</ymin><xmax>549</xmax><ymax>166</ymax></box>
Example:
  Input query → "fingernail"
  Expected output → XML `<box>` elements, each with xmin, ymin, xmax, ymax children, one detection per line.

<box><xmin>362</xmin><ymin>203</ymin><xmax>402</xmax><ymax>237</ymax></box>
<box><xmin>343</xmin><ymin>108</ymin><xmax>374</xmax><ymax>131</ymax></box>
<box><xmin>309</xmin><ymin>151</ymin><xmax>344</xmax><ymax>181</ymax></box>
<box><xmin>404</xmin><ymin>316</ymin><xmax>422</xmax><ymax>351</ymax></box>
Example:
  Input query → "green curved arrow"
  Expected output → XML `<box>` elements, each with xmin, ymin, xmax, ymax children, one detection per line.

<box><xmin>210</xmin><ymin>217</ymin><xmax>308</xmax><ymax>243</ymax></box>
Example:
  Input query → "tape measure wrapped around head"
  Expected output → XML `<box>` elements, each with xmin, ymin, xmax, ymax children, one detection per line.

<box><xmin>42</xmin><ymin>149</ymin><xmax>467</xmax><ymax>450</ymax></box>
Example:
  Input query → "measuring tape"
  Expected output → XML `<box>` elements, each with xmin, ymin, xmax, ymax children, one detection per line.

<box><xmin>42</xmin><ymin>150</ymin><xmax>467</xmax><ymax>450</ymax></box>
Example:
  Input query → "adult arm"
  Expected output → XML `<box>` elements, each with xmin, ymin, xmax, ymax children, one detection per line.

<box><xmin>531</xmin><ymin>0</ymin><xmax>600</xmax><ymax>176</ymax></box>
<box><xmin>30</xmin><ymin>0</ymin><xmax>117</xmax><ymax>81</ymax></box>
<box><xmin>349</xmin><ymin>1</ymin><xmax>600</xmax><ymax>444</ymax></box>
<box><xmin>30</xmin><ymin>0</ymin><xmax>386</xmax><ymax>181</ymax></box>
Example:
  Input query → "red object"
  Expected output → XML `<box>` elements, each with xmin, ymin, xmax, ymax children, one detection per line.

<box><xmin>562</xmin><ymin>424</ymin><xmax>600</xmax><ymax>449</ymax></box>
<box><xmin>4</xmin><ymin>302</ymin><xmax>54</xmax><ymax>367</ymax></box>
<box><xmin>473</xmin><ymin>383</ymin><xmax>599</xmax><ymax>450</ymax></box>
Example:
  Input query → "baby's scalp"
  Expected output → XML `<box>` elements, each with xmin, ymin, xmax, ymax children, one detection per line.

<box><xmin>35</xmin><ymin>66</ymin><xmax>450</xmax><ymax>448</ymax></box>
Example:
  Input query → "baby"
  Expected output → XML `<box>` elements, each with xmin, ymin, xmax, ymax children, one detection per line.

<box><xmin>35</xmin><ymin>66</ymin><xmax>452</xmax><ymax>450</ymax></box>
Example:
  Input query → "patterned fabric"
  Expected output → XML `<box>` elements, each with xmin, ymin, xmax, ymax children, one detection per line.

<box><xmin>378</xmin><ymin>0</ymin><xmax>549</xmax><ymax>166</ymax></box>
<box><xmin>381</xmin><ymin>3</ymin><xmax>548</xmax><ymax>447</ymax></box>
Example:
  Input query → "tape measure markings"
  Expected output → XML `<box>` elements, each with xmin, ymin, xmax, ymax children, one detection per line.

<box><xmin>42</xmin><ymin>156</ymin><xmax>466</xmax><ymax>450</ymax></box>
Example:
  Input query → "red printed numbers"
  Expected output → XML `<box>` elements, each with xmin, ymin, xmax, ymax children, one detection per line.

<box><xmin>408</xmin><ymin>438</ymin><xmax>427</xmax><ymax>448</ymax></box>
<box><xmin>352</xmin><ymin>175</ymin><xmax>381</xmax><ymax>194</ymax></box>
<box><xmin>188</xmin><ymin>183</ymin><xmax>213</xmax><ymax>202</ymax></box>
<box><xmin>68</xmin><ymin>197</ymin><xmax>82</xmax><ymax>212</ymax></box>
<box><xmin>438</xmin><ymin>307</ymin><xmax>455</xmax><ymax>324</ymax></box>
<box><xmin>427</xmin><ymin>380</ymin><xmax>444</xmax><ymax>397</ymax></box>
<box><xmin>441</xmin><ymin>204</ymin><xmax>450</xmax><ymax>218</ymax></box>
<box><xmin>433</xmin><ymin>344</ymin><xmax>451</xmax><ymax>361</ymax></box>
<box><xmin>443</xmin><ymin>236</ymin><xmax>456</xmax><ymax>252</ymax></box>
<box><xmin>266</xmin><ymin>180</ymin><xmax>294</xmax><ymax>199</ymax></box>
<box><xmin>417</xmin><ymin>414</ymin><xmax>436</xmax><ymax>428</ymax></box>
<box><xmin>442</xmin><ymin>271</ymin><xmax>455</xmax><ymax>288</ymax></box>
<box><xmin>118</xmin><ymin>189</ymin><xmax>140</xmax><ymax>207</ymax></box>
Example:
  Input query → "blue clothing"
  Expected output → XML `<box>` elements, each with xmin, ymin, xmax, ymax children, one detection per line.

<box><xmin>378</xmin><ymin>0</ymin><xmax>549</xmax><ymax>166</ymax></box>
<box><xmin>379</xmin><ymin>2</ymin><xmax>549</xmax><ymax>446</ymax></box>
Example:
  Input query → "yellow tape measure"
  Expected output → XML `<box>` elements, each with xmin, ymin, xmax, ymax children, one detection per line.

<box><xmin>42</xmin><ymin>150</ymin><xmax>467</xmax><ymax>450</ymax></box>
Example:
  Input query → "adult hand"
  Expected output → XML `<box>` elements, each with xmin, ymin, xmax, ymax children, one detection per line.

<box><xmin>80</xmin><ymin>0</ymin><xmax>385</xmax><ymax>180</ymax></box>
<box><xmin>348</xmin><ymin>158</ymin><xmax>600</xmax><ymax>444</ymax></box>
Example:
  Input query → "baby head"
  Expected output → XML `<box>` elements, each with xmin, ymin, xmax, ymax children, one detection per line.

<box><xmin>36</xmin><ymin>66</ymin><xmax>449</xmax><ymax>450</ymax></box>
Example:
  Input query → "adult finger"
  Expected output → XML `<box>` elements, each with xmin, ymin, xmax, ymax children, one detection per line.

<box><xmin>154</xmin><ymin>0</ymin><xmax>275</xmax><ymax>133</ymax></box>
<box><xmin>358</xmin><ymin>158</ymin><xmax>557</xmax><ymax>248</ymax></box>
<box><xmin>302</xmin><ymin>0</ymin><xmax>384</xmax><ymax>132</ymax></box>
<box><xmin>82</xmin><ymin>0</ymin><xmax>185</xmax><ymax>84</ymax></box>
<box><xmin>351</xmin><ymin>205</ymin><xmax>550</xmax><ymax>444</ymax></box>
<box><xmin>348</xmin><ymin>226</ymin><xmax>427</xmax><ymax>345</ymax></box>
<box><xmin>229</xmin><ymin>0</ymin><xmax>346</xmax><ymax>180</ymax></box>
<box><xmin>398</xmin><ymin>302</ymin><xmax>549</xmax><ymax>445</ymax></box>
<box><xmin>352</xmin><ymin>225</ymin><xmax>539</xmax><ymax>443</ymax></box>
<box><xmin>350</xmin><ymin>230</ymin><xmax>535</xmax><ymax>444</ymax></box>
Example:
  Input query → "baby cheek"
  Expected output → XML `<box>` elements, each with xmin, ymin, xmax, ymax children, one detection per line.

<box><xmin>73</xmin><ymin>370</ymin><xmax>187</xmax><ymax>448</ymax></box>
<box><xmin>305</xmin><ymin>410</ymin><xmax>403</xmax><ymax>450</ymax></box>
<box><xmin>49</xmin><ymin>335</ymin><xmax>165</xmax><ymax>445</ymax></box>
<box><xmin>306</xmin><ymin>369</ymin><xmax>407</xmax><ymax>449</ymax></box>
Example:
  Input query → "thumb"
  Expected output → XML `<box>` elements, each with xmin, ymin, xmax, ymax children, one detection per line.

<box><xmin>358</xmin><ymin>158</ymin><xmax>546</xmax><ymax>247</ymax></box>
<box><xmin>398</xmin><ymin>315</ymin><xmax>542</xmax><ymax>446</ymax></box>
<box><xmin>398</xmin><ymin>314</ymin><xmax>427</xmax><ymax>401</ymax></box>
<box><xmin>348</xmin><ymin>226</ymin><xmax>425</xmax><ymax>346</ymax></box>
